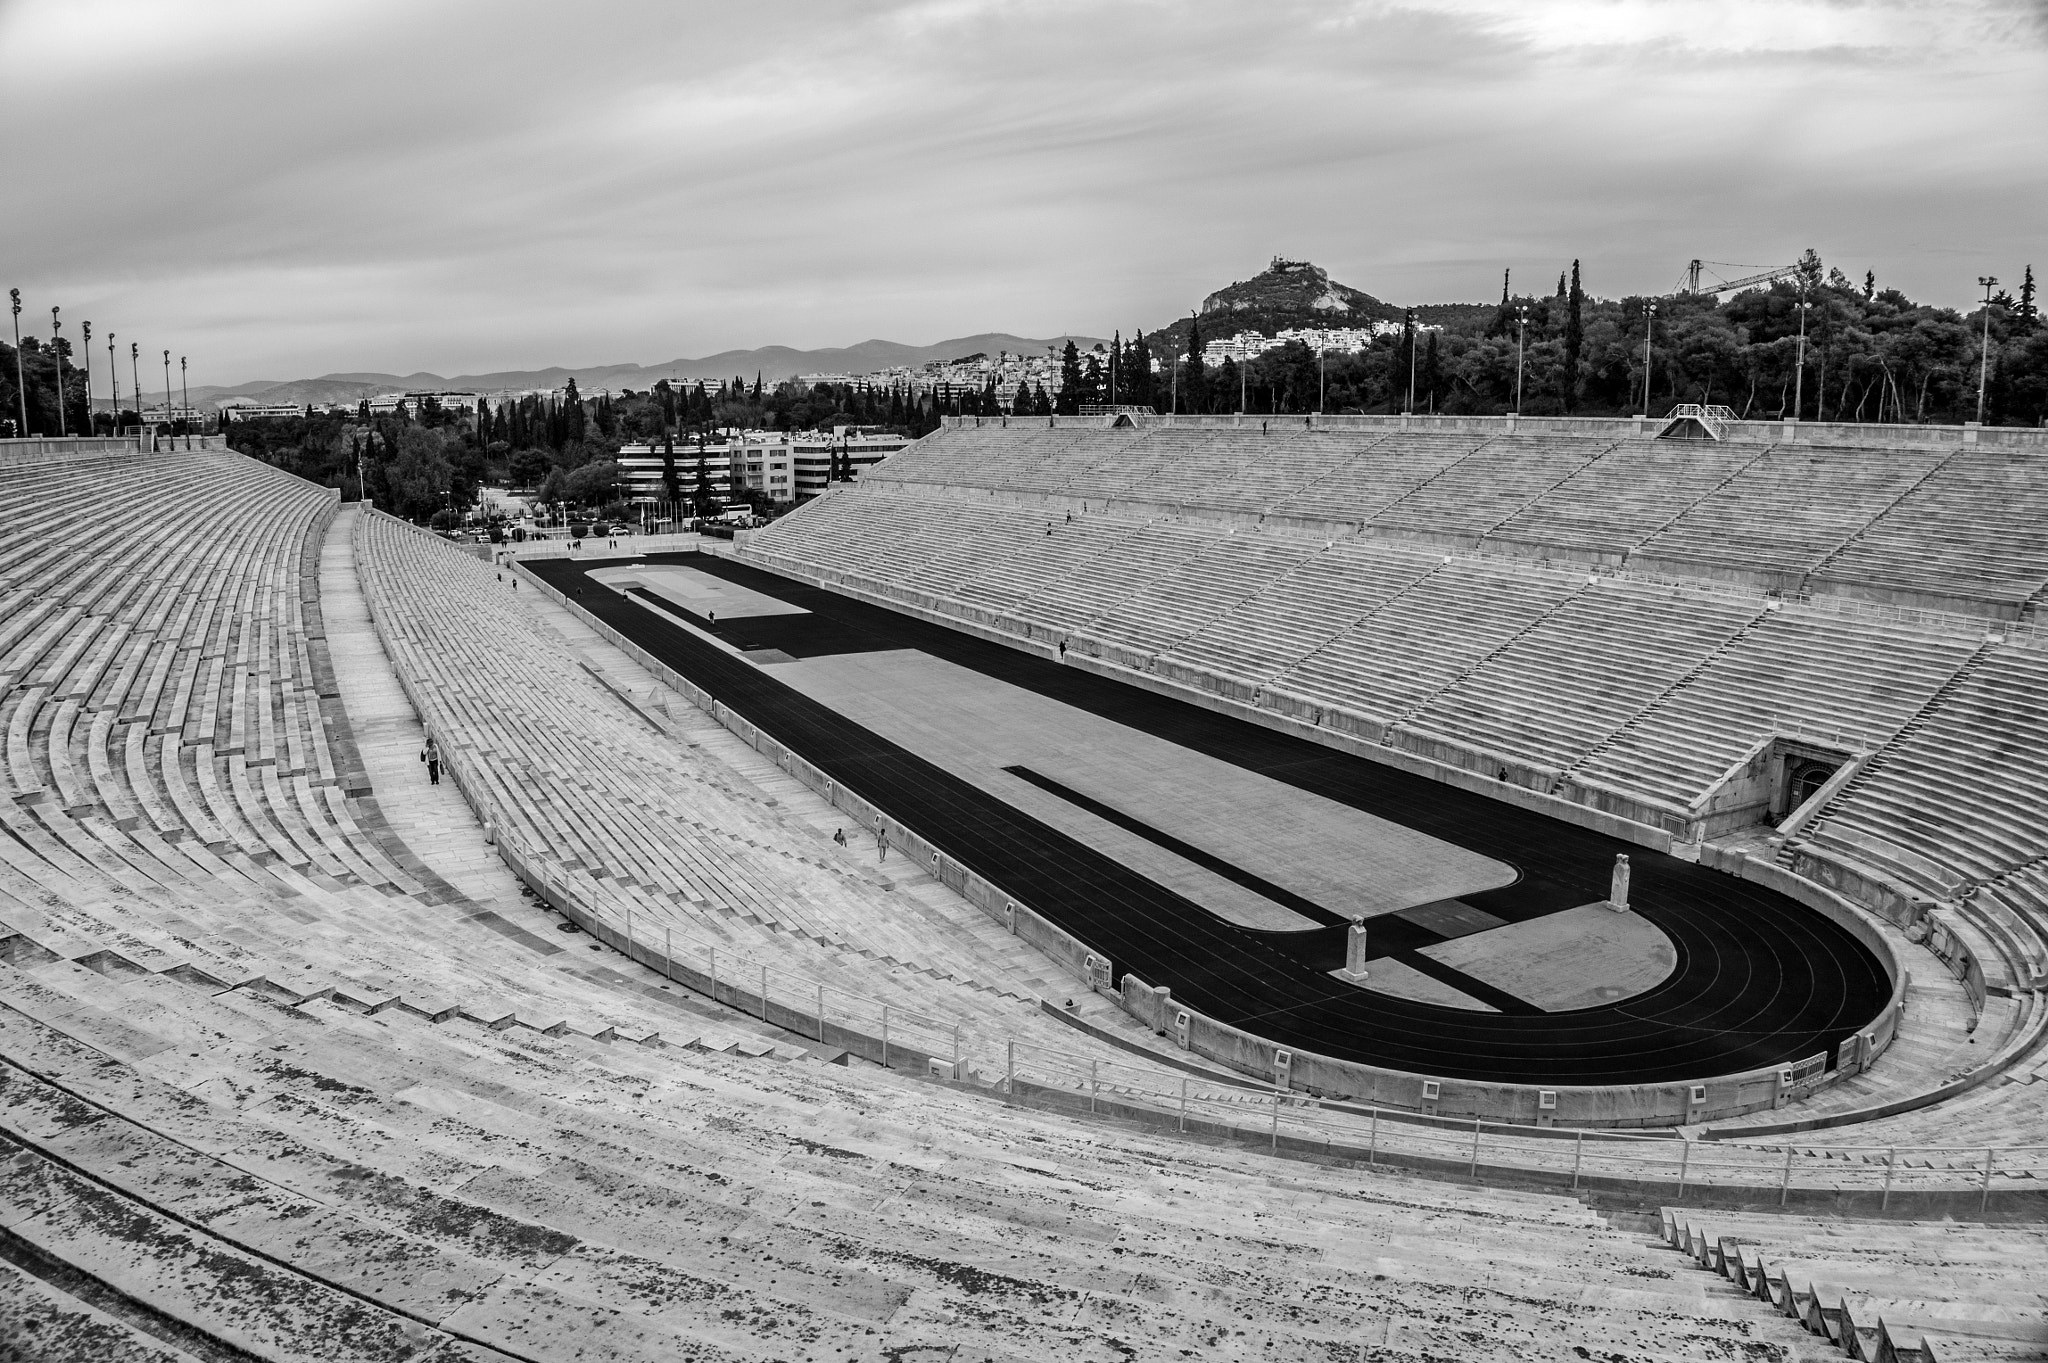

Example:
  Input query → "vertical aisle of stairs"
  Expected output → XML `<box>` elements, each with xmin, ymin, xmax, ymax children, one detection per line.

<box><xmin>1778</xmin><ymin>636</ymin><xmax>2005</xmax><ymax>865</ymax></box>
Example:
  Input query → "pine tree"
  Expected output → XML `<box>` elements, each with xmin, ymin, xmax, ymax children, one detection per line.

<box><xmin>2018</xmin><ymin>265</ymin><xmax>2039</xmax><ymax>326</ymax></box>
<box><xmin>1012</xmin><ymin>380</ymin><xmax>1032</xmax><ymax>414</ymax></box>
<box><xmin>1564</xmin><ymin>260</ymin><xmax>1585</xmax><ymax>414</ymax></box>
<box><xmin>1184</xmin><ymin>319</ymin><xmax>1206</xmax><ymax>413</ymax></box>
<box><xmin>1864</xmin><ymin>270</ymin><xmax>1876</xmax><ymax>301</ymax></box>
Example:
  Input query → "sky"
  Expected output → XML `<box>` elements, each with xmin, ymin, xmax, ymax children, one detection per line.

<box><xmin>4</xmin><ymin>0</ymin><xmax>2044</xmax><ymax>387</ymax></box>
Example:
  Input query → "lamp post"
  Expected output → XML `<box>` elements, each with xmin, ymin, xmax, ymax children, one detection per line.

<box><xmin>1640</xmin><ymin>301</ymin><xmax>1657</xmax><ymax>417</ymax></box>
<box><xmin>162</xmin><ymin>351</ymin><xmax>172</xmax><ymax>436</ymax></box>
<box><xmin>129</xmin><ymin>343</ymin><xmax>141</xmax><ymax>440</ymax></box>
<box><xmin>107</xmin><ymin>333</ymin><xmax>118</xmax><ymax>432</ymax></box>
<box><xmin>1318</xmin><ymin>345</ymin><xmax>1326</xmax><ymax>417</ymax></box>
<box><xmin>1513</xmin><ymin>304</ymin><xmax>1529</xmax><ymax>415</ymax></box>
<box><xmin>1792</xmin><ymin>297</ymin><xmax>1809</xmax><ymax>423</ymax></box>
<box><xmin>80</xmin><ymin>321</ymin><xmax>91</xmax><ymax>435</ymax></box>
<box><xmin>1976</xmin><ymin>275</ymin><xmax>1999</xmax><ymax>425</ymax></box>
<box><xmin>8</xmin><ymin>289</ymin><xmax>25</xmax><ymax>437</ymax></box>
<box><xmin>50</xmin><ymin>308</ymin><xmax>66</xmax><ymax>436</ymax></box>
<box><xmin>180</xmin><ymin>356</ymin><xmax>190</xmax><ymax>448</ymax></box>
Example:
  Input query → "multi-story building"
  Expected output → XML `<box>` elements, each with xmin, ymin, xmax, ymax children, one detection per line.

<box><xmin>615</xmin><ymin>426</ymin><xmax>908</xmax><ymax>507</ymax></box>
<box><xmin>369</xmin><ymin>390</ymin><xmax>482</xmax><ymax>415</ymax></box>
<box><xmin>614</xmin><ymin>440</ymin><xmax>734</xmax><ymax>507</ymax></box>
<box><xmin>734</xmin><ymin>437</ymin><xmax>796</xmax><ymax>501</ymax></box>
<box><xmin>791</xmin><ymin>428</ymin><xmax>909</xmax><ymax>499</ymax></box>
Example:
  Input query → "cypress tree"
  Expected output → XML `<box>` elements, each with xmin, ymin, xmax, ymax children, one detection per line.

<box><xmin>1184</xmin><ymin>319</ymin><xmax>1206</xmax><ymax>413</ymax></box>
<box><xmin>1056</xmin><ymin>341</ymin><xmax>1083</xmax><ymax>415</ymax></box>
<box><xmin>1564</xmin><ymin>260</ymin><xmax>1585</xmax><ymax>413</ymax></box>
<box><xmin>2019</xmin><ymin>265</ymin><xmax>2039</xmax><ymax>325</ymax></box>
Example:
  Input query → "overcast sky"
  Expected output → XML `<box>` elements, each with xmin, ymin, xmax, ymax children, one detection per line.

<box><xmin>5</xmin><ymin>0</ymin><xmax>2044</xmax><ymax>386</ymax></box>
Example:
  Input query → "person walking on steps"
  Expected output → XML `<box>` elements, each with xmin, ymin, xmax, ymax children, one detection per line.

<box><xmin>421</xmin><ymin>736</ymin><xmax>441</xmax><ymax>786</ymax></box>
<box><xmin>833</xmin><ymin>828</ymin><xmax>847</xmax><ymax>848</ymax></box>
<box><xmin>876</xmin><ymin>825</ymin><xmax>890</xmax><ymax>863</ymax></box>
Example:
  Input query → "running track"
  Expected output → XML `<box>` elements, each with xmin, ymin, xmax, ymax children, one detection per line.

<box><xmin>530</xmin><ymin>552</ymin><xmax>1891</xmax><ymax>1086</ymax></box>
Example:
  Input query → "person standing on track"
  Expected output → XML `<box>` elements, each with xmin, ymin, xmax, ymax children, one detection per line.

<box><xmin>421</xmin><ymin>736</ymin><xmax>441</xmax><ymax>786</ymax></box>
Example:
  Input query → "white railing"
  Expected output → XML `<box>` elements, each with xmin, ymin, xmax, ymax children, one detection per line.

<box><xmin>1003</xmin><ymin>1041</ymin><xmax>2048</xmax><ymax>1207</ymax></box>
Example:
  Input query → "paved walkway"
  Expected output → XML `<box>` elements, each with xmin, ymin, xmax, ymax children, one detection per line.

<box><xmin>320</xmin><ymin>506</ymin><xmax>526</xmax><ymax>908</ymax></box>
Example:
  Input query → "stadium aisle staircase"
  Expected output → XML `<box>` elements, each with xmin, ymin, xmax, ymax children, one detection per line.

<box><xmin>1659</xmin><ymin>1209</ymin><xmax>2048</xmax><ymax>1361</ymax></box>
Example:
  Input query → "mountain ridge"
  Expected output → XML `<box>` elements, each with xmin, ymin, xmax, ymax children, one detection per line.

<box><xmin>178</xmin><ymin>331</ymin><xmax>1109</xmax><ymax>410</ymax></box>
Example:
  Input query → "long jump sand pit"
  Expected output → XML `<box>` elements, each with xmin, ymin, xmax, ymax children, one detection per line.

<box><xmin>1419</xmin><ymin>904</ymin><xmax>1678</xmax><ymax>1011</ymax></box>
<box><xmin>591</xmin><ymin>564</ymin><xmax>808</xmax><ymax>618</ymax></box>
<box><xmin>759</xmin><ymin>648</ymin><xmax>1516</xmax><ymax>933</ymax></box>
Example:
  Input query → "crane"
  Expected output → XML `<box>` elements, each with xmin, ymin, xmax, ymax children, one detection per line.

<box><xmin>1683</xmin><ymin>259</ymin><xmax>1799</xmax><ymax>295</ymax></box>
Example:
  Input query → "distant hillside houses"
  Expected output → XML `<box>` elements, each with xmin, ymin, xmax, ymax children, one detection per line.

<box><xmin>1202</xmin><ymin>323</ymin><xmax>1403</xmax><ymax>365</ymax></box>
<box><xmin>800</xmin><ymin>342</ymin><xmax>1144</xmax><ymax>399</ymax></box>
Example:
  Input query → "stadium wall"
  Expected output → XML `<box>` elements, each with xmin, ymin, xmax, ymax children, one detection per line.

<box><xmin>520</xmin><ymin>552</ymin><xmax>1910</xmax><ymax>1129</ymax></box>
<box><xmin>944</xmin><ymin>411</ymin><xmax>2048</xmax><ymax>452</ymax></box>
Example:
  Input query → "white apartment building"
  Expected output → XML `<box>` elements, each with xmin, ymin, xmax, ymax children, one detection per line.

<box><xmin>614</xmin><ymin>441</ymin><xmax>735</xmax><ymax>506</ymax></box>
<box><xmin>615</xmin><ymin>426</ymin><xmax>906</xmax><ymax>506</ymax></box>
<box><xmin>791</xmin><ymin>428</ymin><xmax>908</xmax><ymax>498</ymax></box>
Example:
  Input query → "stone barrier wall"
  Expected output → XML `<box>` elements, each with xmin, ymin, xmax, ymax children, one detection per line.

<box><xmin>941</xmin><ymin>410</ymin><xmax>2048</xmax><ymax>451</ymax></box>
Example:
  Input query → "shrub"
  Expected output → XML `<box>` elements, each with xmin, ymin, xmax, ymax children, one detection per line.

<box><xmin>590</xmin><ymin>521</ymin><xmax>610</xmax><ymax>536</ymax></box>
<box><xmin>570</xmin><ymin>523</ymin><xmax>589</xmax><ymax>538</ymax></box>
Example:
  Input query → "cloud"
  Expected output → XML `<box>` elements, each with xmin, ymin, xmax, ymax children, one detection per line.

<box><xmin>3</xmin><ymin>0</ymin><xmax>2041</xmax><ymax>384</ymax></box>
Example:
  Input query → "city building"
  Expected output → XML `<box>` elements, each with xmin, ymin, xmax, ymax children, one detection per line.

<box><xmin>614</xmin><ymin>440</ymin><xmax>735</xmax><ymax>506</ymax></box>
<box><xmin>614</xmin><ymin>426</ymin><xmax>907</xmax><ymax>507</ymax></box>
<box><xmin>216</xmin><ymin>402</ymin><xmax>306</xmax><ymax>420</ymax></box>
<box><xmin>791</xmin><ymin>427</ymin><xmax>909</xmax><ymax>499</ymax></box>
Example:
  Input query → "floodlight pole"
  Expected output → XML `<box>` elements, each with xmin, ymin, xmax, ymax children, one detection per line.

<box><xmin>180</xmin><ymin>357</ymin><xmax>190</xmax><ymax>448</ymax></box>
<box><xmin>50</xmin><ymin>308</ymin><xmax>66</xmax><ymax>436</ymax></box>
<box><xmin>80</xmin><ymin>321</ymin><xmax>92</xmax><ymax>434</ymax></box>
<box><xmin>1640</xmin><ymin>302</ymin><xmax>1657</xmax><ymax>417</ymax></box>
<box><xmin>1792</xmin><ymin>294</ymin><xmax>1809</xmax><ymax>421</ymax></box>
<box><xmin>107</xmin><ymin>333</ymin><xmax>119</xmax><ymax>433</ymax></box>
<box><xmin>1976</xmin><ymin>276</ymin><xmax>1999</xmax><ymax>425</ymax></box>
<box><xmin>8</xmin><ymin>290</ymin><xmax>25</xmax><ymax>437</ymax></box>
<box><xmin>1514</xmin><ymin>305</ymin><xmax>1528</xmax><ymax>414</ymax></box>
<box><xmin>129</xmin><ymin>343</ymin><xmax>141</xmax><ymax>439</ymax></box>
<box><xmin>163</xmin><ymin>351</ymin><xmax>172</xmax><ymax>435</ymax></box>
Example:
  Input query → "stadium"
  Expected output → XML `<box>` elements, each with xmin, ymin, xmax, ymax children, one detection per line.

<box><xmin>3</xmin><ymin>411</ymin><xmax>2046</xmax><ymax>1362</ymax></box>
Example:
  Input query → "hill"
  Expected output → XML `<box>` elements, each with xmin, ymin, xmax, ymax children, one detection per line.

<box><xmin>1145</xmin><ymin>258</ymin><xmax>1406</xmax><ymax>358</ymax></box>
